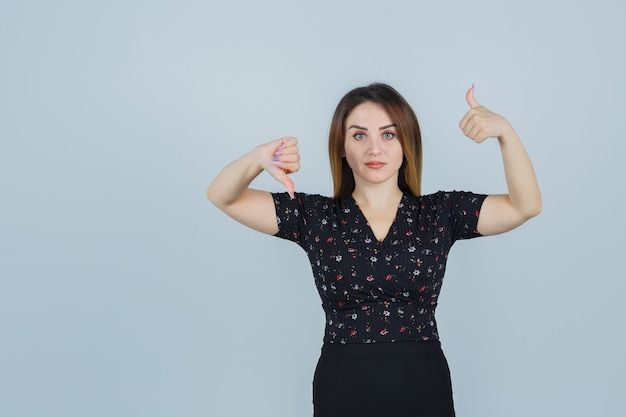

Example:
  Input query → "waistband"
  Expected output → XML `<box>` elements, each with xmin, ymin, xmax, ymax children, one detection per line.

<box><xmin>323</xmin><ymin>302</ymin><xmax>439</xmax><ymax>344</ymax></box>
<box><xmin>321</xmin><ymin>339</ymin><xmax>442</xmax><ymax>355</ymax></box>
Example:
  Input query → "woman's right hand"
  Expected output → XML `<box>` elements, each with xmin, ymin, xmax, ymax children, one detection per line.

<box><xmin>207</xmin><ymin>136</ymin><xmax>300</xmax><ymax>234</ymax></box>
<box><xmin>258</xmin><ymin>137</ymin><xmax>300</xmax><ymax>199</ymax></box>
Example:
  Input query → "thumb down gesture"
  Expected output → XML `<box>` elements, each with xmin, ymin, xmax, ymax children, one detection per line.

<box><xmin>260</xmin><ymin>137</ymin><xmax>300</xmax><ymax>199</ymax></box>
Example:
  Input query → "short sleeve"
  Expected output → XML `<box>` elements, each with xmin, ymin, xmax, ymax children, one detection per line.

<box><xmin>272</xmin><ymin>192</ymin><xmax>333</xmax><ymax>246</ymax></box>
<box><xmin>435</xmin><ymin>191</ymin><xmax>488</xmax><ymax>242</ymax></box>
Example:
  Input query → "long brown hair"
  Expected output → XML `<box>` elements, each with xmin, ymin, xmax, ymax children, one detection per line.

<box><xmin>328</xmin><ymin>83</ymin><xmax>422</xmax><ymax>199</ymax></box>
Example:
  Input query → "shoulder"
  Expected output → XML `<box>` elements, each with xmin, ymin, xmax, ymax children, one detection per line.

<box><xmin>272</xmin><ymin>192</ymin><xmax>341</xmax><ymax>217</ymax></box>
<box><xmin>414</xmin><ymin>190</ymin><xmax>487</xmax><ymax>206</ymax></box>
<box><xmin>273</xmin><ymin>192</ymin><xmax>335</xmax><ymax>206</ymax></box>
<box><xmin>271</xmin><ymin>192</ymin><xmax>341</xmax><ymax>241</ymax></box>
<box><xmin>405</xmin><ymin>191</ymin><xmax>487</xmax><ymax>219</ymax></box>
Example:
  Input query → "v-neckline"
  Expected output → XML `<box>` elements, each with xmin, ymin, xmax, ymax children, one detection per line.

<box><xmin>350</xmin><ymin>194</ymin><xmax>404</xmax><ymax>244</ymax></box>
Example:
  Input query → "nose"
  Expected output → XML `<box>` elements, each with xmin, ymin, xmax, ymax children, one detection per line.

<box><xmin>367</xmin><ymin>137</ymin><xmax>383</xmax><ymax>155</ymax></box>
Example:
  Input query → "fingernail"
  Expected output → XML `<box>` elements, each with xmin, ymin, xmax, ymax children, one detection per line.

<box><xmin>272</xmin><ymin>160</ymin><xmax>283</xmax><ymax>167</ymax></box>
<box><xmin>274</xmin><ymin>150</ymin><xmax>282</xmax><ymax>156</ymax></box>
<box><xmin>278</xmin><ymin>144</ymin><xmax>286</xmax><ymax>151</ymax></box>
<box><xmin>289</xmin><ymin>192</ymin><xmax>295</xmax><ymax>199</ymax></box>
<box><xmin>272</xmin><ymin>156</ymin><xmax>279</xmax><ymax>161</ymax></box>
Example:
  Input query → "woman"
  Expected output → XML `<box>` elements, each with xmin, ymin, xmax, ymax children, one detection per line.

<box><xmin>207</xmin><ymin>83</ymin><xmax>541</xmax><ymax>417</ymax></box>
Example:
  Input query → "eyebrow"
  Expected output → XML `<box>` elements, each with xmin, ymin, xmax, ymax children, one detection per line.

<box><xmin>347</xmin><ymin>124</ymin><xmax>397</xmax><ymax>131</ymax></box>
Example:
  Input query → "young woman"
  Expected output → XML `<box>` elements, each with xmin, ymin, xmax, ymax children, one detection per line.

<box><xmin>207</xmin><ymin>83</ymin><xmax>541</xmax><ymax>417</ymax></box>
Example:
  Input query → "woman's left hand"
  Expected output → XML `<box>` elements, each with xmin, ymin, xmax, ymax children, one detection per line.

<box><xmin>459</xmin><ymin>85</ymin><xmax>514</xmax><ymax>143</ymax></box>
<box><xmin>459</xmin><ymin>85</ymin><xmax>542</xmax><ymax>236</ymax></box>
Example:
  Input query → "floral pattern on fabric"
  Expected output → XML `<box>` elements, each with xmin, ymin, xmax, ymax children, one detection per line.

<box><xmin>273</xmin><ymin>191</ymin><xmax>487</xmax><ymax>344</ymax></box>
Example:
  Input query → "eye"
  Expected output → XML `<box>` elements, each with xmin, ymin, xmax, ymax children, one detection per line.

<box><xmin>382</xmin><ymin>132</ymin><xmax>395</xmax><ymax>140</ymax></box>
<box><xmin>353</xmin><ymin>132</ymin><xmax>366</xmax><ymax>140</ymax></box>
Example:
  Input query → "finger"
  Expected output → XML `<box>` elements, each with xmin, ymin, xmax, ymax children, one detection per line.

<box><xmin>474</xmin><ymin>136</ymin><xmax>488</xmax><ymax>143</ymax></box>
<box><xmin>463</xmin><ymin>122</ymin><xmax>479</xmax><ymax>140</ymax></box>
<box><xmin>271</xmin><ymin>137</ymin><xmax>296</xmax><ymax>157</ymax></box>
<box><xmin>284</xmin><ymin>176</ymin><xmax>295</xmax><ymax>199</ymax></box>
<box><xmin>459</xmin><ymin>111</ymin><xmax>472</xmax><ymax>130</ymax></box>
<box><xmin>281</xmin><ymin>136</ymin><xmax>298</xmax><ymax>148</ymax></box>
<box><xmin>277</xmin><ymin>152</ymin><xmax>300</xmax><ymax>164</ymax></box>
<box><xmin>278</xmin><ymin>146</ymin><xmax>299</xmax><ymax>157</ymax></box>
<box><xmin>469</xmin><ymin>128</ymin><xmax>482</xmax><ymax>142</ymax></box>
<box><xmin>463</xmin><ymin>127</ymin><xmax>476</xmax><ymax>140</ymax></box>
<box><xmin>273</xmin><ymin>143</ymin><xmax>286</xmax><ymax>156</ymax></box>
<box><xmin>466</xmin><ymin>84</ymin><xmax>481</xmax><ymax>109</ymax></box>
<box><xmin>462</xmin><ymin>118</ymin><xmax>476</xmax><ymax>136</ymax></box>
<box><xmin>471</xmin><ymin>128</ymin><xmax>489</xmax><ymax>143</ymax></box>
<box><xmin>275</xmin><ymin>163</ymin><xmax>300</xmax><ymax>175</ymax></box>
<box><xmin>459</xmin><ymin>105</ymin><xmax>478</xmax><ymax>130</ymax></box>
<box><xmin>268</xmin><ymin>161</ymin><xmax>296</xmax><ymax>199</ymax></box>
<box><xmin>272</xmin><ymin>148</ymin><xmax>300</xmax><ymax>173</ymax></box>
<box><xmin>276</xmin><ymin>170</ymin><xmax>295</xmax><ymax>199</ymax></box>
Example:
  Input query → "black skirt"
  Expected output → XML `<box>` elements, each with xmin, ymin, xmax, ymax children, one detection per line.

<box><xmin>313</xmin><ymin>340</ymin><xmax>456</xmax><ymax>417</ymax></box>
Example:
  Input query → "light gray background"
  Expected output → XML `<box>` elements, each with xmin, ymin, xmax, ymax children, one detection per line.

<box><xmin>1</xmin><ymin>1</ymin><xmax>624</xmax><ymax>416</ymax></box>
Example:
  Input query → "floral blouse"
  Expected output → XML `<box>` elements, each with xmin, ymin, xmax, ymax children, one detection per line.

<box><xmin>272</xmin><ymin>191</ymin><xmax>487</xmax><ymax>344</ymax></box>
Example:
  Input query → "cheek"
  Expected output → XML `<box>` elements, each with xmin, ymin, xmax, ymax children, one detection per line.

<box><xmin>391</xmin><ymin>143</ymin><xmax>404</xmax><ymax>164</ymax></box>
<box><xmin>343</xmin><ymin>141</ymin><xmax>357</xmax><ymax>164</ymax></box>
<box><xmin>343</xmin><ymin>151</ymin><xmax>357</xmax><ymax>169</ymax></box>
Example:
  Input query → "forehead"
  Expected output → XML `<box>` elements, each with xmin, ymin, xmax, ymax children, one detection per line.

<box><xmin>345</xmin><ymin>102</ymin><xmax>393</xmax><ymax>126</ymax></box>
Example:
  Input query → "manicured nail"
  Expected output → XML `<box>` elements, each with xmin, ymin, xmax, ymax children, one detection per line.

<box><xmin>274</xmin><ymin>150</ymin><xmax>282</xmax><ymax>156</ymax></box>
<box><xmin>278</xmin><ymin>144</ymin><xmax>286</xmax><ymax>151</ymax></box>
<box><xmin>272</xmin><ymin>156</ymin><xmax>279</xmax><ymax>161</ymax></box>
<box><xmin>272</xmin><ymin>160</ymin><xmax>283</xmax><ymax>167</ymax></box>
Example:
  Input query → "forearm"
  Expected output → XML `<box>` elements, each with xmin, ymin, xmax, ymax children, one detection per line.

<box><xmin>497</xmin><ymin>128</ymin><xmax>542</xmax><ymax>219</ymax></box>
<box><xmin>206</xmin><ymin>148</ymin><xmax>263</xmax><ymax>208</ymax></box>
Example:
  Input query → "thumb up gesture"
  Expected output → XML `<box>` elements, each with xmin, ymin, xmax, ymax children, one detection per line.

<box><xmin>459</xmin><ymin>85</ymin><xmax>514</xmax><ymax>143</ymax></box>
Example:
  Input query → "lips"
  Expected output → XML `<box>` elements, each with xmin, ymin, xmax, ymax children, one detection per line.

<box><xmin>365</xmin><ymin>161</ymin><xmax>386</xmax><ymax>169</ymax></box>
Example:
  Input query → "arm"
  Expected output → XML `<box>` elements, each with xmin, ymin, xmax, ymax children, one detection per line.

<box><xmin>206</xmin><ymin>136</ymin><xmax>300</xmax><ymax>235</ymax></box>
<box><xmin>459</xmin><ymin>86</ymin><xmax>542</xmax><ymax>236</ymax></box>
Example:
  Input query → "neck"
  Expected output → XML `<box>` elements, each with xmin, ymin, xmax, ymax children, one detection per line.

<box><xmin>352</xmin><ymin>184</ymin><xmax>403</xmax><ymax>209</ymax></box>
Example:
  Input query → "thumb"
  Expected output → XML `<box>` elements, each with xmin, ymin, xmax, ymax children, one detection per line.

<box><xmin>275</xmin><ymin>169</ymin><xmax>295</xmax><ymax>199</ymax></box>
<box><xmin>466</xmin><ymin>84</ymin><xmax>480</xmax><ymax>108</ymax></box>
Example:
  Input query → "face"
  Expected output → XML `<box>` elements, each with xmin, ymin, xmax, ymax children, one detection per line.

<box><xmin>343</xmin><ymin>102</ymin><xmax>404</xmax><ymax>190</ymax></box>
